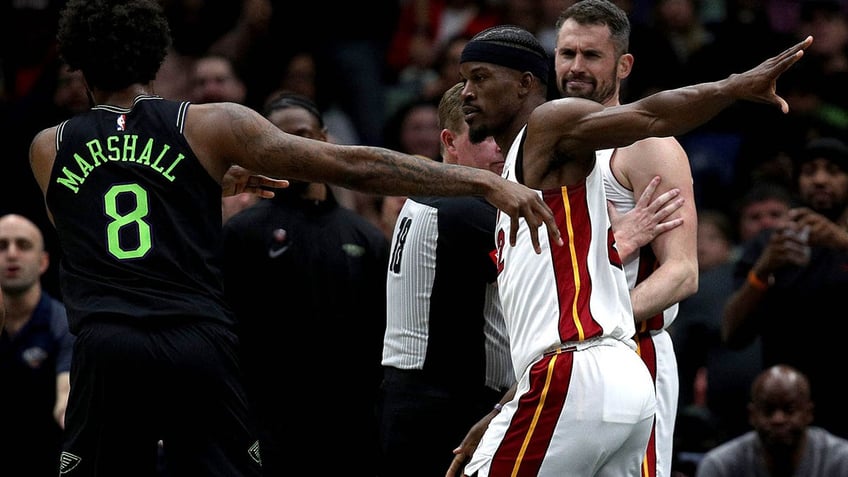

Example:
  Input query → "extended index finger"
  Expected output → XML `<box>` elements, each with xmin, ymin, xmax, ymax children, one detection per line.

<box><xmin>542</xmin><ymin>207</ymin><xmax>563</xmax><ymax>250</ymax></box>
<box><xmin>635</xmin><ymin>175</ymin><xmax>661</xmax><ymax>208</ymax></box>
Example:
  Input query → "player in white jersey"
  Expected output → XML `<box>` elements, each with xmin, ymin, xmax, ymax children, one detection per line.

<box><xmin>558</xmin><ymin>2</ymin><xmax>697</xmax><ymax>475</ymax></box>
<box><xmin>445</xmin><ymin>6</ymin><xmax>810</xmax><ymax>476</ymax></box>
<box><xmin>599</xmin><ymin>147</ymin><xmax>692</xmax><ymax>477</ymax></box>
<box><xmin>464</xmin><ymin>128</ymin><xmax>656</xmax><ymax>476</ymax></box>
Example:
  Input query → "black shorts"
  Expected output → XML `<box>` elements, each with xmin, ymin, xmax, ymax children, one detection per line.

<box><xmin>62</xmin><ymin>319</ymin><xmax>261</xmax><ymax>476</ymax></box>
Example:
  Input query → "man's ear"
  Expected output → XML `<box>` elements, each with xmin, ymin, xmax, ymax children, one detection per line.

<box><xmin>618</xmin><ymin>53</ymin><xmax>634</xmax><ymax>80</ymax></box>
<box><xmin>440</xmin><ymin>128</ymin><xmax>456</xmax><ymax>153</ymax></box>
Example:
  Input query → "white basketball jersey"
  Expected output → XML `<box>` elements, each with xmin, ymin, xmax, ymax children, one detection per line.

<box><xmin>496</xmin><ymin>129</ymin><xmax>636</xmax><ymax>376</ymax></box>
<box><xmin>596</xmin><ymin>148</ymin><xmax>679</xmax><ymax>332</ymax></box>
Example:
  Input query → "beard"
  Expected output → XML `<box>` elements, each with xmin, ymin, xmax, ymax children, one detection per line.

<box><xmin>560</xmin><ymin>73</ymin><xmax>616</xmax><ymax>105</ymax></box>
<box><xmin>468</xmin><ymin>124</ymin><xmax>490</xmax><ymax>144</ymax></box>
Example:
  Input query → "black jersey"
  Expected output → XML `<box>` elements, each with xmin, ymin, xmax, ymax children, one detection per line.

<box><xmin>47</xmin><ymin>95</ymin><xmax>232</xmax><ymax>332</ymax></box>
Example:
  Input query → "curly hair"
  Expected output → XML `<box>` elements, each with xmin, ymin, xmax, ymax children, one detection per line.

<box><xmin>57</xmin><ymin>0</ymin><xmax>171</xmax><ymax>91</ymax></box>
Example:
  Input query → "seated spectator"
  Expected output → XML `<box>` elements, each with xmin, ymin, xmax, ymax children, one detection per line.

<box><xmin>695</xmin><ymin>364</ymin><xmax>848</xmax><ymax>477</ymax></box>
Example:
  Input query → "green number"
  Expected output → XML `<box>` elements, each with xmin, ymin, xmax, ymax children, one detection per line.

<box><xmin>104</xmin><ymin>184</ymin><xmax>151</xmax><ymax>259</ymax></box>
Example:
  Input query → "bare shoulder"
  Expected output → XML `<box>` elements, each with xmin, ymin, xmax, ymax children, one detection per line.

<box><xmin>186</xmin><ymin>102</ymin><xmax>264</xmax><ymax>134</ymax></box>
<box><xmin>529</xmin><ymin>98</ymin><xmax>605</xmax><ymax>153</ymax></box>
<box><xmin>30</xmin><ymin>126</ymin><xmax>58</xmax><ymax>165</ymax></box>
<box><xmin>532</xmin><ymin>97</ymin><xmax>604</xmax><ymax>127</ymax></box>
<box><xmin>184</xmin><ymin>102</ymin><xmax>274</xmax><ymax>179</ymax></box>
<box><xmin>616</xmin><ymin>136</ymin><xmax>692</xmax><ymax>189</ymax></box>
<box><xmin>623</xmin><ymin>136</ymin><xmax>687</xmax><ymax>162</ymax></box>
<box><xmin>30</xmin><ymin>125</ymin><xmax>59</xmax><ymax>193</ymax></box>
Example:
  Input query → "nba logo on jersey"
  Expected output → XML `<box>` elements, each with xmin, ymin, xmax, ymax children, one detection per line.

<box><xmin>116</xmin><ymin>114</ymin><xmax>126</xmax><ymax>131</ymax></box>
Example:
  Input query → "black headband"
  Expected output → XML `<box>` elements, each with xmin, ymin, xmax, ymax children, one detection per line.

<box><xmin>460</xmin><ymin>41</ymin><xmax>549</xmax><ymax>84</ymax></box>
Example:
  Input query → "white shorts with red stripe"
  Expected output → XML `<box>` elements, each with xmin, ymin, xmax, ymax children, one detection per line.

<box><xmin>465</xmin><ymin>337</ymin><xmax>656</xmax><ymax>477</ymax></box>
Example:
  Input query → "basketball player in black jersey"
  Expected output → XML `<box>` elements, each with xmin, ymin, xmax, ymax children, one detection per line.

<box><xmin>28</xmin><ymin>1</ymin><xmax>563</xmax><ymax>475</ymax></box>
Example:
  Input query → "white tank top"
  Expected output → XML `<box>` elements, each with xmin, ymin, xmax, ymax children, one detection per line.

<box><xmin>596</xmin><ymin>148</ymin><xmax>679</xmax><ymax>332</ymax></box>
<box><xmin>496</xmin><ymin>128</ymin><xmax>636</xmax><ymax>375</ymax></box>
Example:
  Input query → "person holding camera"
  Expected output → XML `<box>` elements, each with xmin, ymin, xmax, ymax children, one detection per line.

<box><xmin>723</xmin><ymin>136</ymin><xmax>848</xmax><ymax>440</ymax></box>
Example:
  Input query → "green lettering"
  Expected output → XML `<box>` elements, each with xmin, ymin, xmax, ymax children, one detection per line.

<box><xmin>85</xmin><ymin>139</ymin><xmax>108</xmax><ymax>166</ymax></box>
<box><xmin>150</xmin><ymin>144</ymin><xmax>170</xmax><ymax>173</ymax></box>
<box><xmin>107</xmin><ymin>136</ymin><xmax>121</xmax><ymax>161</ymax></box>
<box><xmin>75</xmin><ymin>153</ymin><xmax>94</xmax><ymax>178</ymax></box>
<box><xmin>161</xmin><ymin>153</ymin><xmax>184</xmax><ymax>181</ymax></box>
<box><xmin>138</xmin><ymin>139</ymin><xmax>153</xmax><ymax>166</ymax></box>
<box><xmin>122</xmin><ymin>135</ymin><xmax>138</xmax><ymax>162</ymax></box>
<box><xmin>55</xmin><ymin>166</ymin><xmax>85</xmax><ymax>193</ymax></box>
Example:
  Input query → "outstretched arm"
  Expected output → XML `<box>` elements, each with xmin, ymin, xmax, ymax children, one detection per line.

<box><xmin>186</xmin><ymin>103</ymin><xmax>564</xmax><ymax>252</ymax></box>
<box><xmin>555</xmin><ymin>36</ymin><xmax>813</xmax><ymax>157</ymax></box>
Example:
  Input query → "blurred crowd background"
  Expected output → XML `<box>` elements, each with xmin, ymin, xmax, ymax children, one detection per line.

<box><xmin>2</xmin><ymin>0</ymin><xmax>848</xmax><ymax>474</ymax></box>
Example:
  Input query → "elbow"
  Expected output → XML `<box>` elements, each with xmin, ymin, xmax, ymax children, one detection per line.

<box><xmin>682</xmin><ymin>267</ymin><xmax>698</xmax><ymax>299</ymax></box>
<box><xmin>677</xmin><ymin>260</ymin><xmax>699</xmax><ymax>301</ymax></box>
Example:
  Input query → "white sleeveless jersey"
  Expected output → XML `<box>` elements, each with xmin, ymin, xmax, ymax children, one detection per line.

<box><xmin>596</xmin><ymin>148</ymin><xmax>679</xmax><ymax>332</ymax></box>
<box><xmin>496</xmin><ymin>129</ymin><xmax>636</xmax><ymax>376</ymax></box>
<box><xmin>597</xmin><ymin>148</ymin><xmax>680</xmax><ymax>477</ymax></box>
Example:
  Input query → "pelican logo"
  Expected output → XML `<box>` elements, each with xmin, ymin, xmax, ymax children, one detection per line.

<box><xmin>60</xmin><ymin>451</ymin><xmax>82</xmax><ymax>474</ymax></box>
<box><xmin>267</xmin><ymin>228</ymin><xmax>289</xmax><ymax>258</ymax></box>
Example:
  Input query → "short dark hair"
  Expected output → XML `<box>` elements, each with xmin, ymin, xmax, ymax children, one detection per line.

<box><xmin>556</xmin><ymin>0</ymin><xmax>631</xmax><ymax>56</ymax></box>
<box><xmin>57</xmin><ymin>0</ymin><xmax>171</xmax><ymax>91</ymax></box>
<box><xmin>263</xmin><ymin>92</ymin><xmax>325</xmax><ymax>128</ymax></box>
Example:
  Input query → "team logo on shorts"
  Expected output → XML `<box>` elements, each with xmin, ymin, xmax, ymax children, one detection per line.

<box><xmin>248</xmin><ymin>440</ymin><xmax>262</xmax><ymax>465</ymax></box>
<box><xmin>59</xmin><ymin>451</ymin><xmax>82</xmax><ymax>474</ymax></box>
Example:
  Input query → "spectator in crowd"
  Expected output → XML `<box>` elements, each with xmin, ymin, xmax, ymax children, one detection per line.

<box><xmin>189</xmin><ymin>54</ymin><xmax>247</xmax><ymax>106</ymax></box>
<box><xmin>0</xmin><ymin>213</ymin><xmax>73</xmax><ymax>477</ymax></box>
<box><xmin>723</xmin><ymin>136</ymin><xmax>848</xmax><ymax>439</ymax></box>
<box><xmin>268</xmin><ymin>51</ymin><xmax>360</xmax><ymax>146</ymax></box>
<box><xmin>386</xmin><ymin>0</ymin><xmax>501</xmax><ymax>91</ymax></box>
<box><xmin>695</xmin><ymin>364</ymin><xmax>848</xmax><ymax>477</ymax></box>
<box><xmin>188</xmin><ymin>53</ymin><xmax>260</xmax><ymax>223</ymax></box>
<box><xmin>792</xmin><ymin>0</ymin><xmax>848</xmax><ymax>122</ymax></box>
<box><xmin>671</xmin><ymin>209</ymin><xmax>739</xmax><ymax>475</ymax></box>
<box><xmin>732</xmin><ymin>181</ymin><xmax>795</xmax><ymax>255</ymax></box>
<box><xmin>379</xmin><ymin>82</ymin><xmax>512</xmax><ymax>477</ymax></box>
<box><xmin>421</xmin><ymin>34</ymin><xmax>473</xmax><ymax>103</ymax></box>
<box><xmin>383</xmin><ymin>96</ymin><xmax>443</xmax><ymax>162</ymax></box>
<box><xmin>222</xmin><ymin>92</ymin><xmax>389</xmax><ymax>475</ymax></box>
<box><xmin>673</xmin><ymin>183</ymin><xmax>793</xmax><ymax>469</ymax></box>
<box><xmin>446</xmin><ymin>11</ymin><xmax>810</xmax><ymax>477</ymax></box>
<box><xmin>30</xmin><ymin>1</ymin><xmax>560</xmax><ymax>474</ymax></box>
